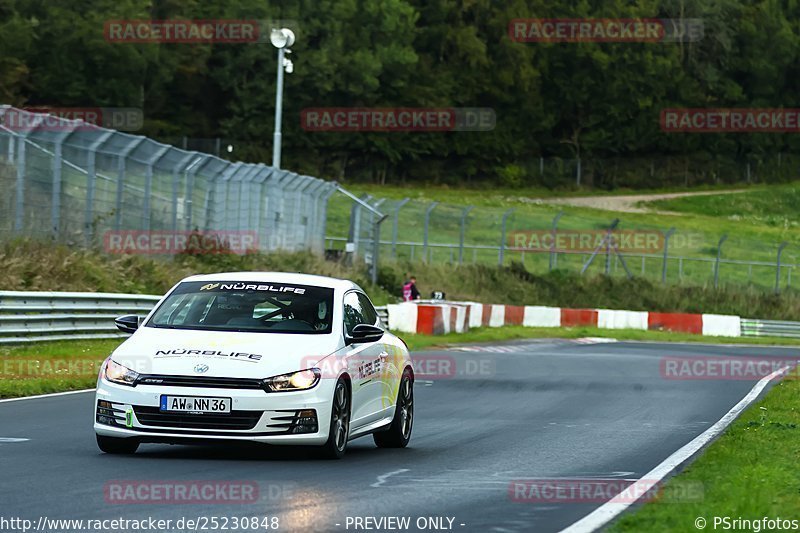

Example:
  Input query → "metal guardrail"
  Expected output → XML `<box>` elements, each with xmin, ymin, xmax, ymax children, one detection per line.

<box><xmin>376</xmin><ymin>306</ymin><xmax>388</xmax><ymax>327</ymax></box>
<box><xmin>741</xmin><ymin>318</ymin><xmax>800</xmax><ymax>339</ymax></box>
<box><xmin>2</xmin><ymin>291</ymin><xmax>795</xmax><ymax>342</ymax></box>
<box><xmin>0</xmin><ymin>291</ymin><xmax>161</xmax><ymax>344</ymax></box>
<box><xmin>0</xmin><ymin>291</ymin><xmax>390</xmax><ymax>344</ymax></box>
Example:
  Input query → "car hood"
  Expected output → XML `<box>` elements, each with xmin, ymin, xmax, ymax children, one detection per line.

<box><xmin>110</xmin><ymin>326</ymin><xmax>342</xmax><ymax>379</ymax></box>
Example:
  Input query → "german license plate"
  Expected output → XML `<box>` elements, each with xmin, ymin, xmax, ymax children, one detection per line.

<box><xmin>160</xmin><ymin>395</ymin><xmax>231</xmax><ymax>414</ymax></box>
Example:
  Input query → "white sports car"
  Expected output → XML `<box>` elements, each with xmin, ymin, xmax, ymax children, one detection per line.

<box><xmin>94</xmin><ymin>272</ymin><xmax>414</xmax><ymax>459</ymax></box>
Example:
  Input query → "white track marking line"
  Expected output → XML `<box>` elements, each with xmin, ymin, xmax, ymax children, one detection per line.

<box><xmin>561</xmin><ymin>365</ymin><xmax>789</xmax><ymax>533</ymax></box>
<box><xmin>371</xmin><ymin>468</ymin><xmax>410</xmax><ymax>488</ymax></box>
<box><xmin>0</xmin><ymin>388</ymin><xmax>94</xmax><ymax>404</ymax></box>
<box><xmin>573</xmin><ymin>337</ymin><xmax>619</xmax><ymax>344</ymax></box>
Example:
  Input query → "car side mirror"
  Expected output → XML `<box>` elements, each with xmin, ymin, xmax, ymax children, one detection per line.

<box><xmin>346</xmin><ymin>323</ymin><xmax>384</xmax><ymax>345</ymax></box>
<box><xmin>115</xmin><ymin>314</ymin><xmax>141</xmax><ymax>334</ymax></box>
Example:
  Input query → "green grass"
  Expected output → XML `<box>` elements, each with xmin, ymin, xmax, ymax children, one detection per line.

<box><xmin>6</xmin><ymin>237</ymin><xmax>800</xmax><ymax>322</ymax></box>
<box><xmin>3</xmin><ymin>328</ymin><xmax>798</xmax><ymax>399</ymax></box>
<box><xmin>609</xmin><ymin>376</ymin><xmax>800</xmax><ymax>532</ymax></box>
<box><xmin>644</xmin><ymin>183</ymin><xmax>800</xmax><ymax>229</ymax></box>
<box><xmin>7</xmin><ymin>236</ymin><xmax>800</xmax><ymax>324</ymax></box>
<box><xmin>325</xmin><ymin>181</ymin><xmax>800</xmax><ymax>291</ymax></box>
<box><xmin>0</xmin><ymin>239</ymin><xmax>393</xmax><ymax>306</ymax></box>
<box><xmin>0</xmin><ymin>338</ymin><xmax>122</xmax><ymax>398</ymax></box>
<box><xmin>338</xmin><ymin>183</ymin><xmax>753</xmax><ymax>206</ymax></box>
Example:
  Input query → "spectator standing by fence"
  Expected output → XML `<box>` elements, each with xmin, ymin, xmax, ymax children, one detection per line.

<box><xmin>402</xmin><ymin>276</ymin><xmax>421</xmax><ymax>301</ymax></box>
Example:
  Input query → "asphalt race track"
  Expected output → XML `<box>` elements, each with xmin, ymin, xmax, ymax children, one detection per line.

<box><xmin>1</xmin><ymin>339</ymin><xmax>797</xmax><ymax>533</ymax></box>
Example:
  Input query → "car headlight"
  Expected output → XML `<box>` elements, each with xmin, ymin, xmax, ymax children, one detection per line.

<box><xmin>103</xmin><ymin>359</ymin><xmax>139</xmax><ymax>387</ymax></box>
<box><xmin>263</xmin><ymin>368</ymin><xmax>321</xmax><ymax>392</ymax></box>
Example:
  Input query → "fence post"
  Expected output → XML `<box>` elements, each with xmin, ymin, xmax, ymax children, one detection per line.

<box><xmin>458</xmin><ymin>205</ymin><xmax>474</xmax><ymax>264</ymax></box>
<box><xmin>289</xmin><ymin>176</ymin><xmax>314</xmax><ymax>249</ymax></box>
<box><xmin>6</xmin><ymin>131</ymin><xmax>13</xmax><ymax>163</ymax></box>
<box><xmin>237</xmin><ymin>165</ymin><xmax>257</xmax><ymax>232</ymax></box>
<box><xmin>661</xmin><ymin>227</ymin><xmax>676</xmax><ymax>283</ymax></box>
<box><xmin>576</xmin><ymin>158</ymin><xmax>581</xmax><ymax>187</ymax></box>
<box><xmin>14</xmin><ymin>133</ymin><xmax>27</xmax><ymax>233</ymax></box>
<box><xmin>499</xmin><ymin>208</ymin><xmax>515</xmax><ymax>266</ymax></box>
<box><xmin>347</xmin><ymin>203</ymin><xmax>359</xmax><ymax>260</ymax></box>
<box><xmin>581</xmin><ymin>218</ymin><xmax>622</xmax><ymax>275</ymax></box>
<box><xmin>234</xmin><ymin>164</ymin><xmax>252</xmax><ymax>231</ymax></box>
<box><xmin>319</xmin><ymin>184</ymin><xmax>338</xmax><ymax>253</ymax></box>
<box><xmin>392</xmin><ymin>197</ymin><xmax>410</xmax><ymax>258</ymax></box>
<box><xmin>347</xmin><ymin>195</ymin><xmax>370</xmax><ymax>260</ymax></box>
<box><xmin>143</xmin><ymin>146</ymin><xmax>170</xmax><ymax>232</ymax></box>
<box><xmin>550</xmin><ymin>211</ymin><xmax>564</xmax><ymax>270</ymax></box>
<box><xmin>183</xmin><ymin>154</ymin><xmax>208</xmax><ymax>231</ymax></box>
<box><xmin>605</xmin><ymin>218</ymin><xmax>620</xmax><ymax>275</ymax></box>
<box><xmin>185</xmin><ymin>155</ymin><xmax>210</xmax><ymax>231</ymax></box>
<box><xmin>714</xmin><ymin>234</ymin><xmax>728</xmax><ymax>288</ymax></box>
<box><xmin>372</xmin><ymin>211</ymin><xmax>389</xmax><ymax>285</ymax></box>
<box><xmin>172</xmin><ymin>153</ymin><xmax>198</xmax><ymax>231</ymax></box>
<box><xmin>302</xmin><ymin>179</ymin><xmax>326</xmax><ymax>253</ymax></box>
<box><xmin>776</xmin><ymin>242</ymin><xmax>789</xmax><ymax>294</ymax></box>
<box><xmin>337</xmin><ymin>187</ymin><xmax>385</xmax><ymax>263</ymax></box>
<box><xmin>423</xmin><ymin>201</ymin><xmax>438</xmax><ymax>263</ymax></box>
<box><xmin>85</xmin><ymin>131</ymin><xmax>114</xmax><ymax>244</ymax></box>
<box><xmin>51</xmin><ymin>130</ymin><xmax>72</xmax><ymax>237</ymax></box>
<box><xmin>115</xmin><ymin>138</ymin><xmax>145</xmax><ymax>231</ymax></box>
<box><xmin>222</xmin><ymin>162</ymin><xmax>248</xmax><ymax>230</ymax></box>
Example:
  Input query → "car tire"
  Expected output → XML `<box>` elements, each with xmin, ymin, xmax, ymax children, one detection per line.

<box><xmin>320</xmin><ymin>378</ymin><xmax>351</xmax><ymax>459</ymax></box>
<box><xmin>96</xmin><ymin>434</ymin><xmax>139</xmax><ymax>454</ymax></box>
<box><xmin>373</xmin><ymin>368</ymin><xmax>413</xmax><ymax>449</ymax></box>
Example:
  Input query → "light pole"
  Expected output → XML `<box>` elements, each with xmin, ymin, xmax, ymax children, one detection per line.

<box><xmin>270</xmin><ymin>28</ymin><xmax>295</xmax><ymax>169</ymax></box>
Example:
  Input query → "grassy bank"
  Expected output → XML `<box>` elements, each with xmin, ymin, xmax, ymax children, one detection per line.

<box><xmin>4</xmin><ymin>239</ymin><xmax>800</xmax><ymax>320</ymax></box>
<box><xmin>644</xmin><ymin>183</ymin><xmax>800</xmax><ymax>228</ymax></box>
<box><xmin>610</xmin><ymin>376</ymin><xmax>800</xmax><ymax>532</ymax></box>
<box><xmin>0</xmin><ymin>239</ymin><xmax>394</xmax><ymax>304</ymax></box>
<box><xmin>2</xmin><ymin>327</ymin><xmax>799</xmax><ymax>399</ymax></box>
<box><xmin>380</xmin><ymin>262</ymin><xmax>800</xmax><ymax>321</ymax></box>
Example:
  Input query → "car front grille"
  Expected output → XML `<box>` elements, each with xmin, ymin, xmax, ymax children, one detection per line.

<box><xmin>132</xmin><ymin>406</ymin><xmax>263</xmax><ymax>430</ymax></box>
<box><xmin>135</xmin><ymin>375</ymin><xmax>265</xmax><ymax>390</ymax></box>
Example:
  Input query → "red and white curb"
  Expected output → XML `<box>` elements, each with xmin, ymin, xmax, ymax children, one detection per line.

<box><xmin>386</xmin><ymin>302</ymin><xmax>741</xmax><ymax>338</ymax></box>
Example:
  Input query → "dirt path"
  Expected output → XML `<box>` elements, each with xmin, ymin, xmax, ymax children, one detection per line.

<box><xmin>534</xmin><ymin>189</ymin><xmax>748</xmax><ymax>213</ymax></box>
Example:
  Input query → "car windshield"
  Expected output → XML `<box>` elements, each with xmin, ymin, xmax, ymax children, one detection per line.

<box><xmin>146</xmin><ymin>281</ymin><xmax>334</xmax><ymax>334</ymax></box>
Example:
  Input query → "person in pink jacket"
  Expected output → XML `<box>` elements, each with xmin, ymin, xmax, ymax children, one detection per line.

<box><xmin>402</xmin><ymin>276</ymin><xmax>420</xmax><ymax>301</ymax></box>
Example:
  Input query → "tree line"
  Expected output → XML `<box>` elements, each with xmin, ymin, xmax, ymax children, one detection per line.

<box><xmin>2</xmin><ymin>0</ymin><xmax>799</xmax><ymax>188</ymax></box>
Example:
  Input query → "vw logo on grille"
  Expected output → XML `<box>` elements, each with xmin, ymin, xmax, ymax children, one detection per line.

<box><xmin>194</xmin><ymin>364</ymin><xmax>209</xmax><ymax>374</ymax></box>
